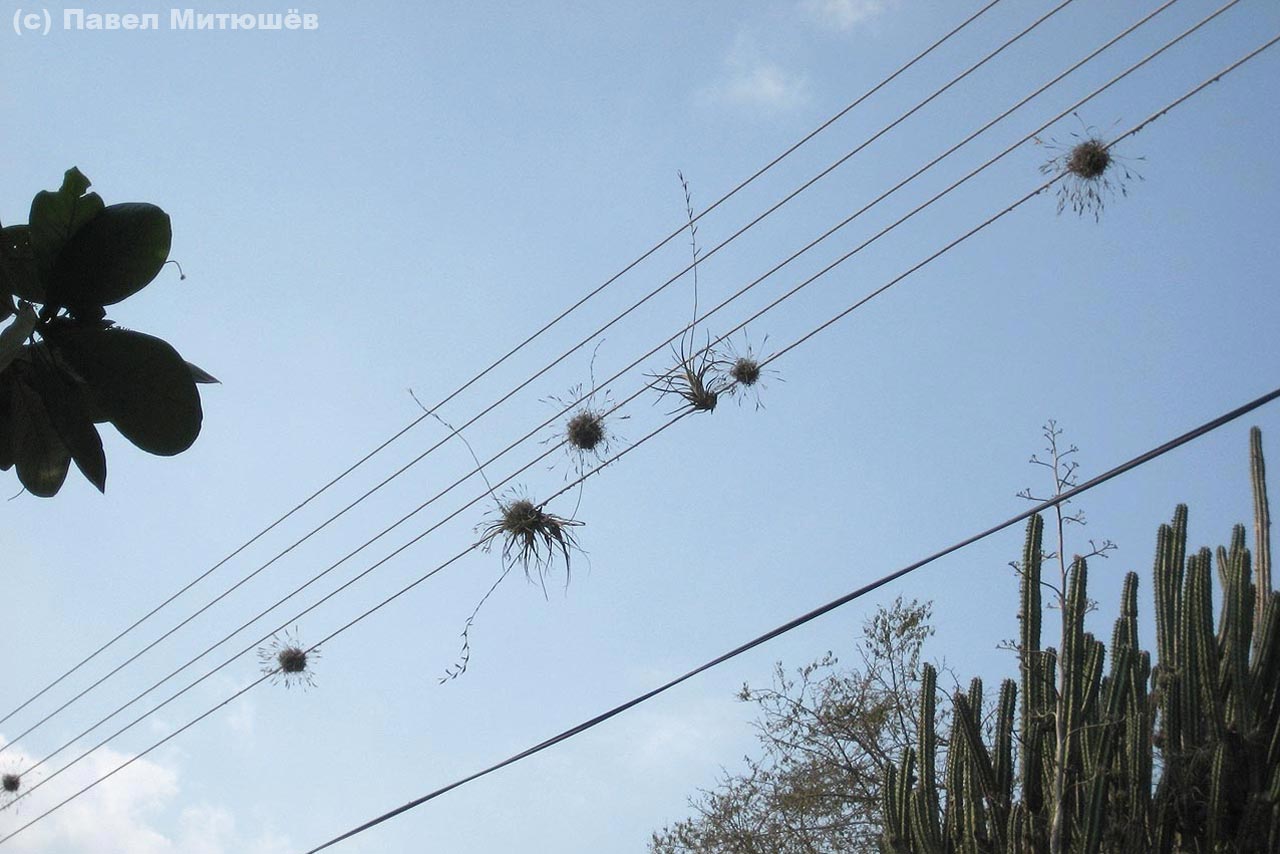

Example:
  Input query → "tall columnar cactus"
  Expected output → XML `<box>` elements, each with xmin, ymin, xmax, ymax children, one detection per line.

<box><xmin>879</xmin><ymin>430</ymin><xmax>1280</xmax><ymax>853</ymax></box>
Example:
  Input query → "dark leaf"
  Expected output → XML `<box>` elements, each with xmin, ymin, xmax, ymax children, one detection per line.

<box><xmin>0</xmin><ymin>225</ymin><xmax>43</xmax><ymax>303</ymax></box>
<box><xmin>186</xmin><ymin>361</ymin><xmax>220</xmax><ymax>384</ymax></box>
<box><xmin>49</xmin><ymin>203</ymin><xmax>172</xmax><ymax>311</ymax></box>
<box><xmin>45</xmin><ymin>325</ymin><xmax>201</xmax><ymax>456</ymax></box>
<box><xmin>28</xmin><ymin>351</ymin><xmax>107</xmax><ymax>492</ymax></box>
<box><xmin>0</xmin><ymin>372</ymin><xmax>13</xmax><ymax>471</ymax></box>
<box><xmin>29</xmin><ymin>167</ymin><xmax>104</xmax><ymax>283</ymax></box>
<box><xmin>10</xmin><ymin>377</ymin><xmax>71</xmax><ymax>497</ymax></box>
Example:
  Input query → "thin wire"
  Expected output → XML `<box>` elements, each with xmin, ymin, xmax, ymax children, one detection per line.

<box><xmin>0</xmin><ymin>0</ymin><xmax>1009</xmax><ymax>734</ymax></box>
<box><xmin>1</xmin><ymin>0</ymin><xmax>1217</xmax><ymax>776</ymax></box>
<box><xmin>0</xmin><ymin>413</ymin><xmax>693</xmax><ymax>839</ymax></box>
<box><xmin>300</xmin><ymin>384</ymin><xmax>1280</xmax><ymax>853</ymax></box>
<box><xmin>0</xmin><ymin>0</ymin><xmax>1054</xmax><ymax>750</ymax></box>
<box><xmin>6</xmin><ymin>36</ymin><xmax>1272</xmax><ymax>837</ymax></box>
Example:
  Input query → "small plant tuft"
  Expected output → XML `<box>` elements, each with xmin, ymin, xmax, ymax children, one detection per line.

<box><xmin>730</xmin><ymin>356</ymin><xmax>761</xmax><ymax>387</ymax></box>
<box><xmin>566</xmin><ymin>410</ymin><xmax>606</xmax><ymax>451</ymax></box>
<box><xmin>1065</xmin><ymin>138</ymin><xmax>1111</xmax><ymax>180</ymax></box>
<box><xmin>278</xmin><ymin>646</ymin><xmax>308</xmax><ymax>674</ymax></box>
<box><xmin>648</xmin><ymin>337</ymin><xmax>723</xmax><ymax>415</ymax></box>
<box><xmin>1038</xmin><ymin>116</ymin><xmax>1142</xmax><ymax>221</ymax></box>
<box><xmin>444</xmin><ymin>491</ymin><xmax>586</xmax><ymax>682</ymax></box>
<box><xmin>650</xmin><ymin>171</ymin><xmax>723</xmax><ymax>415</ymax></box>
<box><xmin>477</xmin><ymin>492</ymin><xmax>584</xmax><ymax>591</ymax></box>
<box><xmin>719</xmin><ymin>333</ymin><xmax>780</xmax><ymax>410</ymax></box>
<box><xmin>542</xmin><ymin>372</ymin><xmax>628</xmax><ymax>477</ymax></box>
<box><xmin>2</xmin><ymin>773</ymin><xmax>19</xmax><ymax>794</ymax></box>
<box><xmin>258</xmin><ymin>628</ymin><xmax>319</xmax><ymax>690</ymax></box>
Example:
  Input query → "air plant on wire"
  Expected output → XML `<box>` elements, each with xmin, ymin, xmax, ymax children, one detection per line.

<box><xmin>1037</xmin><ymin>113</ymin><xmax>1143</xmax><ymax>220</ymax></box>
<box><xmin>542</xmin><ymin>343</ymin><xmax>628</xmax><ymax>478</ymax></box>
<box><xmin>409</xmin><ymin>393</ymin><xmax>586</xmax><ymax>682</ymax></box>
<box><xmin>647</xmin><ymin>171</ymin><xmax>726</xmax><ymax>415</ymax></box>
<box><xmin>717</xmin><ymin>331</ymin><xmax>781</xmax><ymax>411</ymax></box>
<box><xmin>257</xmin><ymin>626</ymin><xmax>319</xmax><ymax>690</ymax></box>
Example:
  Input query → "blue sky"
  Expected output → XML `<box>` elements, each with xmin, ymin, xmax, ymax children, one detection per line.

<box><xmin>2</xmin><ymin>0</ymin><xmax>1279</xmax><ymax>851</ymax></box>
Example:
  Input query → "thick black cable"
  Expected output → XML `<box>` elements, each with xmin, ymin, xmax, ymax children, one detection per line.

<box><xmin>0</xmin><ymin>0</ymin><xmax>1009</xmax><ymax>733</ymax></box>
<box><xmin>300</xmin><ymin>384</ymin><xmax>1280</xmax><ymax>853</ymax></box>
<box><xmin>1</xmin><ymin>0</ymin><xmax>1227</xmax><ymax>788</ymax></box>
<box><xmin>0</xmin><ymin>0</ymin><xmax>1061</xmax><ymax>750</ymax></box>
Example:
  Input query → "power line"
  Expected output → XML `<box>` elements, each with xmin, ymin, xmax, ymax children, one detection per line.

<box><xmin>0</xmin><ymin>0</ymin><xmax>1063</xmax><ymax>750</ymax></box>
<box><xmin>0</xmin><ymin>0</ymin><xmax>1011</xmax><ymax>734</ymax></box>
<box><xmin>5</xmin><ymin>34</ymin><xmax>1272</xmax><ymax>839</ymax></box>
<box><xmin>1</xmin><ymin>0</ymin><xmax>1226</xmax><ymax>787</ymax></box>
<box><xmin>300</xmin><ymin>384</ymin><xmax>1280</xmax><ymax>853</ymax></box>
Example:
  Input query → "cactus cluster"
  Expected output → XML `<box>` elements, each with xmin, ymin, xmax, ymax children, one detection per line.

<box><xmin>881</xmin><ymin>428</ymin><xmax>1279</xmax><ymax>853</ymax></box>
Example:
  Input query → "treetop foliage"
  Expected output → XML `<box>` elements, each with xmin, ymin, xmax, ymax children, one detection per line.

<box><xmin>0</xmin><ymin>167</ymin><xmax>216</xmax><ymax>497</ymax></box>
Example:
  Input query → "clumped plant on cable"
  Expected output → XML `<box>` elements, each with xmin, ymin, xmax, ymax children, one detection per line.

<box><xmin>545</xmin><ymin>383</ymin><xmax>628</xmax><ymax>475</ymax></box>
<box><xmin>649</xmin><ymin>334</ymin><xmax>724</xmax><ymax>415</ymax></box>
<box><xmin>718</xmin><ymin>331</ymin><xmax>780</xmax><ymax>411</ymax></box>
<box><xmin>1037</xmin><ymin>114</ymin><xmax>1142</xmax><ymax>221</ymax></box>
<box><xmin>543</xmin><ymin>346</ymin><xmax>628</xmax><ymax>476</ymax></box>
<box><xmin>0</xmin><ymin>758</ymin><xmax>37</xmax><ymax>811</ymax></box>
<box><xmin>441</xmin><ymin>488</ymin><xmax>585</xmax><ymax>683</ymax></box>
<box><xmin>257</xmin><ymin>627</ymin><xmax>319</xmax><ymax>690</ymax></box>
<box><xmin>648</xmin><ymin>171</ymin><xmax>724</xmax><ymax>415</ymax></box>
<box><xmin>477</xmin><ymin>489</ymin><xmax>584</xmax><ymax>592</ymax></box>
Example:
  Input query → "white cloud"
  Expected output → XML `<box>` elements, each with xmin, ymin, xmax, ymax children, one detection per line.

<box><xmin>0</xmin><ymin>736</ymin><xmax>290</xmax><ymax>854</ymax></box>
<box><xmin>701</xmin><ymin>34</ymin><xmax>809</xmax><ymax>113</ymax></box>
<box><xmin>805</xmin><ymin>0</ymin><xmax>894</xmax><ymax>31</ymax></box>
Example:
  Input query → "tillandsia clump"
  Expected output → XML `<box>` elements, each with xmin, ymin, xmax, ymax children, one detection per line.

<box><xmin>0</xmin><ymin>167</ymin><xmax>217</xmax><ymax>497</ymax></box>
<box><xmin>257</xmin><ymin>628</ymin><xmax>319</xmax><ymax>690</ymax></box>
<box><xmin>1</xmin><ymin>773</ymin><xmax>19</xmax><ymax>794</ymax></box>
<box><xmin>649</xmin><ymin>171</ymin><xmax>723</xmax><ymax>415</ymax></box>
<box><xmin>566</xmin><ymin>410</ymin><xmax>606</xmax><ymax>451</ymax></box>
<box><xmin>444</xmin><ymin>491</ymin><xmax>585</xmax><ymax>682</ymax></box>
<box><xmin>477</xmin><ymin>490</ymin><xmax>584</xmax><ymax>592</ymax></box>
<box><xmin>719</xmin><ymin>332</ymin><xmax>780</xmax><ymax>411</ymax></box>
<box><xmin>542</xmin><ymin>382</ymin><xmax>628</xmax><ymax>476</ymax></box>
<box><xmin>647</xmin><ymin>336</ymin><xmax>724</xmax><ymax>415</ymax></box>
<box><xmin>1038</xmin><ymin>116</ymin><xmax>1142</xmax><ymax>221</ymax></box>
